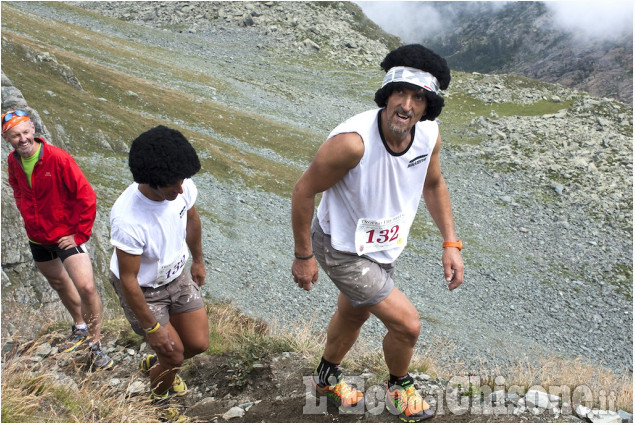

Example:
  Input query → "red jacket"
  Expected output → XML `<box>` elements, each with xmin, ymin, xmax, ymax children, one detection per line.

<box><xmin>7</xmin><ymin>138</ymin><xmax>96</xmax><ymax>246</ymax></box>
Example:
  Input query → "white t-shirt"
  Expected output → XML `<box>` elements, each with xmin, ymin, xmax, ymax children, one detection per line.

<box><xmin>109</xmin><ymin>178</ymin><xmax>197</xmax><ymax>287</ymax></box>
<box><xmin>317</xmin><ymin>108</ymin><xmax>438</xmax><ymax>264</ymax></box>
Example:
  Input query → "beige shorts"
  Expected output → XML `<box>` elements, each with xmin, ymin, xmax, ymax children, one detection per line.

<box><xmin>312</xmin><ymin>218</ymin><xmax>395</xmax><ymax>308</ymax></box>
<box><xmin>109</xmin><ymin>270</ymin><xmax>205</xmax><ymax>335</ymax></box>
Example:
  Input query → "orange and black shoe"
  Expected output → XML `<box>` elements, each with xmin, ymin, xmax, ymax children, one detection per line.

<box><xmin>311</xmin><ymin>372</ymin><xmax>365</xmax><ymax>413</ymax></box>
<box><xmin>386</xmin><ymin>377</ymin><xmax>434</xmax><ymax>422</ymax></box>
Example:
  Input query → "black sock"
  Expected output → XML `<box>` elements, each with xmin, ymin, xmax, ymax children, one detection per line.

<box><xmin>315</xmin><ymin>357</ymin><xmax>341</xmax><ymax>387</ymax></box>
<box><xmin>389</xmin><ymin>373</ymin><xmax>413</xmax><ymax>387</ymax></box>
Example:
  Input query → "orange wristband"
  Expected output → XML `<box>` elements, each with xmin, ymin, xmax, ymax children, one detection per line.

<box><xmin>443</xmin><ymin>241</ymin><xmax>462</xmax><ymax>251</ymax></box>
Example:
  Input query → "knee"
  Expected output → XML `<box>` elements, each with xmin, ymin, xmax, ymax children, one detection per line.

<box><xmin>395</xmin><ymin>318</ymin><xmax>421</xmax><ymax>345</ymax></box>
<box><xmin>194</xmin><ymin>339</ymin><xmax>209</xmax><ymax>355</ymax></box>
<box><xmin>75</xmin><ymin>281</ymin><xmax>98</xmax><ymax>299</ymax></box>
<box><xmin>406</xmin><ymin>320</ymin><xmax>421</xmax><ymax>341</ymax></box>
<box><xmin>185</xmin><ymin>337</ymin><xmax>209</xmax><ymax>357</ymax></box>
<box><xmin>162</xmin><ymin>350</ymin><xmax>185</xmax><ymax>368</ymax></box>
<box><xmin>179</xmin><ymin>328</ymin><xmax>210</xmax><ymax>359</ymax></box>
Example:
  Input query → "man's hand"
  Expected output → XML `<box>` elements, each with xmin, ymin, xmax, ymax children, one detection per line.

<box><xmin>145</xmin><ymin>325</ymin><xmax>175</xmax><ymax>355</ymax></box>
<box><xmin>442</xmin><ymin>248</ymin><xmax>464</xmax><ymax>291</ymax></box>
<box><xmin>57</xmin><ymin>234</ymin><xmax>77</xmax><ymax>250</ymax></box>
<box><xmin>190</xmin><ymin>260</ymin><xmax>206</xmax><ymax>287</ymax></box>
<box><xmin>292</xmin><ymin>258</ymin><xmax>318</xmax><ymax>291</ymax></box>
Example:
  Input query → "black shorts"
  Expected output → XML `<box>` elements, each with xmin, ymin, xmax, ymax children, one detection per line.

<box><xmin>29</xmin><ymin>241</ymin><xmax>87</xmax><ymax>263</ymax></box>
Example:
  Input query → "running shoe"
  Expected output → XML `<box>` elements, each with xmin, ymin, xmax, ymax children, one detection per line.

<box><xmin>149</xmin><ymin>374</ymin><xmax>188</xmax><ymax>401</ymax></box>
<box><xmin>311</xmin><ymin>374</ymin><xmax>364</xmax><ymax>413</ymax></box>
<box><xmin>89</xmin><ymin>342</ymin><xmax>114</xmax><ymax>370</ymax></box>
<box><xmin>386</xmin><ymin>378</ymin><xmax>434</xmax><ymax>422</ymax></box>
<box><xmin>150</xmin><ymin>390</ymin><xmax>171</xmax><ymax>405</ymax></box>
<box><xmin>170</xmin><ymin>374</ymin><xmax>187</xmax><ymax>396</ymax></box>
<box><xmin>142</xmin><ymin>354</ymin><xmax>187</xmax><ymax>396</ymax></box>
<box><xmin>140</xmin><ymin>353</ymin><xmax>158</xmax><ymax>373</ymax></box>
<box><xmin>58</xmin><ymin>325</ymin><xmax>90</xmax><ymax>353</ymax></box>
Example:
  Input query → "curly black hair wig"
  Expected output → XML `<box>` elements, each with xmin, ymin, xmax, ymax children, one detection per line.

<box><xmin>129</xmin><ymin>125</ymin><xmax>201</xmax><ymax>187</ymax></box>
<box><xmin>374</xmin><ymin>44</ymin><xmax>451</xmax><ymax>121</ymax></box>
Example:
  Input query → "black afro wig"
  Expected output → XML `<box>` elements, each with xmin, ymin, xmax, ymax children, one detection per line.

<box><xmin>129</xmin><ymin>125</ymin><xmax>201</xmax><ymax>187</ymax></box>
<box><xmin>374</xmin><ymin>44</ymin><xmax>451</xmax><ymax>121</ymax></box>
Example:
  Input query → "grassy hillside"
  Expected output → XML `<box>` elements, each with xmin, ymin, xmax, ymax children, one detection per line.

<box><xmin>1</xmin><ymin>3</ymin><xmax>326</xmax><ymax>201</ymax></box>
<box><xmin>1</xmin><ymin>2</ymin><xmax>632</xmax><ymax>421</ymax></box>
<box><xmin>0</xmin><ymin>2</ymin><xmax>578</xmax><ymax>203</ymax></box>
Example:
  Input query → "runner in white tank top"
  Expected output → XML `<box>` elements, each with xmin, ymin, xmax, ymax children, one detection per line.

<box><xmin>291</xmin><ymin>44</ymin><xmax>464</xmax><ymax>422</ymax></box>
<box><xmin>317</xmin><ymin>108</ymin><xmax>439</xmax><ymax>264</ymax></box>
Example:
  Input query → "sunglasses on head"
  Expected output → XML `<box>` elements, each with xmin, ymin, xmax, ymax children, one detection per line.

<box><xmin>2</xmin><ymin>110</ymin><xmax>28</xmax><ymax>124</ymax></box>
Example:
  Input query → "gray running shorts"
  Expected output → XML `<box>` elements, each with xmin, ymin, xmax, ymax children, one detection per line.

<box><xmin>311</xmin><ymin>218</ymin><xmax>395</xmax><ymax>308</ymax></box>
<box><xmin>109</xmin><ymin>269</ymin><xmax>205</xmax><ymax>335</ymax></box>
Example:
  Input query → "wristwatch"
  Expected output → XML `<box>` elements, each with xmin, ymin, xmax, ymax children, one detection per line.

<box><xmin>443</xmin><ymin>240</ymin><xmax>463</xmax><ymax>251</ymax></box>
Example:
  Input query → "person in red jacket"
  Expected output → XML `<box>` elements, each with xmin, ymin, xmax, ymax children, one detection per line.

<box><xmin>2</xmin><ymin>109</ymin><xmax>112</xmax><ymax>369</ymax></box>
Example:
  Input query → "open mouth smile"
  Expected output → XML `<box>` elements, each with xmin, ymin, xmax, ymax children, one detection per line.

<box><xmin>395</xmin><ymin>111</ymin><xmax>412</xmax><ymax>123</ymax></box>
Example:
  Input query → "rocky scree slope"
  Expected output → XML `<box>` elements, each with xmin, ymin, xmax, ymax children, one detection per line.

<box><xmin>73</xmin><ymin>0</ymin><xmax>400</xmax><ymax>69</ymax></box>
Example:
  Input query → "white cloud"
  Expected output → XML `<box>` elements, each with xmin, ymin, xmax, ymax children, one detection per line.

<box><xmin>355</xmin><ymin>1</ymin><xmax>445</xmax><ymax>43</ymax></box>
<box><xmin>544</xmin><ymin>1</ymin><xmax>633</xmax><ymax>41</ymax></box>
<box><xmin>355</xmin><ymin>1</ymin><xmax>633</xmax><ymax>43</ymax></box>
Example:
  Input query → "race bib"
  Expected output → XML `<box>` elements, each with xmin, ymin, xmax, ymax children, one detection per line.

<box><xmin>355</xmin><ymin>213</ymin><xmax>408</xmax><ymax>255</ymax></box>
<box><xmin>155</xmin><ymin>248</ymin><xmax>189</xmax><ymax>286</ymax></box>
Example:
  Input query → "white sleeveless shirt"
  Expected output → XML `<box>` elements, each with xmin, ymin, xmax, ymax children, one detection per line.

<box><xmin>316</xmin><ymin>108</ymin><xmax>438</xmax><ymax>264</ymax></box>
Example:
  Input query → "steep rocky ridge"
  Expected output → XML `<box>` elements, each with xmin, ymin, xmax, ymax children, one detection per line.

<box><xmin>1</xmin><ymin>0</ymin><xmax>632</xmax><ymax>385</ymax></box>
<box><xmin>417</xmin><ymin>2</ymin><xmax>633</xmax><ymax>105</ymax></box>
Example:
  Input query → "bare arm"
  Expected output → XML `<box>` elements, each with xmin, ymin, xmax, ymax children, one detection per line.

<box><xmin>422</xmin><ymin>135</ymin><xmax>464</xmax><ymax>290</ymax></box>
<box><xmin>291</xmin><ymin>132</ymin><xmax>365</xmax><ymax>290</ymax></box>
<box><xmin>186</xmin><ymin>205</ymin><xmax>206</xmax><ymax>286</ymax></box>
<box><xmin>116</xmin><ymin>248</ymin><xmax>175</xmax><ymax>353</ymax></box>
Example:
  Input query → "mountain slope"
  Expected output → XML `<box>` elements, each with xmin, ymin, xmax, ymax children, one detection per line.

<box><xmin>413</xmin><ymin>2</ymin><xmax>633</xmax><ymax>104</ymax></box>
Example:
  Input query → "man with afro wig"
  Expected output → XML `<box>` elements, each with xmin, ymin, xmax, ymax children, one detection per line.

<box><xmin>292</xmin><ymin>44</ymin><xmax>464</xmax><ymax>422</ymax></box>
<box><xmin>109</xmin><ymin>125</ymin><xmax>209</xmax><ymax>401</ymax></box>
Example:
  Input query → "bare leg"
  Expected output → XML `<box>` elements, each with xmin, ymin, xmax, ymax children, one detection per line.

<box><xmin>322</xmin><ymin>293</ymin><xmax>371</xmax><ymax>363</ymax></box>
<box><xmin>169</xmin><ymin>307</ymin><xmax>209</xmax><ymax>359</ymax></box>
<box><xmin>150</xmin><ymin>322</ymin><xmax>184</xmax><ymax>395</ymax></box>
<box><xmin>150</xmin><ymin>308</ymin><xmax>208</xmax><ymax>395</ymax></box>
<box><xmin>35</xmin><ymin>258</ymin><xmax>84</xmax><ymax>325</ymax></box>
<box><xmin>321</xmin><ymin>289</ymin><xmax>420</xmax><ymax>376</ymax></box>
<box><xmin>367</xmin><ymin>288</ymin><xmax>420</xmax><ymax>377</ymax></box>
<box><xmin>63</xmin><ymin>253</ymin><xmax>103</xmax><ymax>343</ymax></box>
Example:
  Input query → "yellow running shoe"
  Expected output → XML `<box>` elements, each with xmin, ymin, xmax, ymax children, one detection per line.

<box><xmin>140</xmin><ymin>354</ymin><xmax>158</xmax><ymax>373</ymax></box>
<box><xmin>149</xmin><ymin>390</ymin><xmax>170</xmax><ymax>404</ymax></box>
<box><xmin>171</xmin><ymin>374</ymin><xmax>188</xmax><ymax>397</ymax></box>
<box><xmin>149</xmin><ymin>374</ymin><xmax>187</xmax><ymax>402</ymax></box>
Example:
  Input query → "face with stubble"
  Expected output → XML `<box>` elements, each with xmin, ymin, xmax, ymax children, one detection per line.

<box><xmin>2</xmin><ymin>120</ymin><xmax>38</xmax><ymax>158</ymax></box>
<box><xmin>384</xmin><ymin>86</ymin><xmax>428</xmax><ymax>136</ymax></box>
